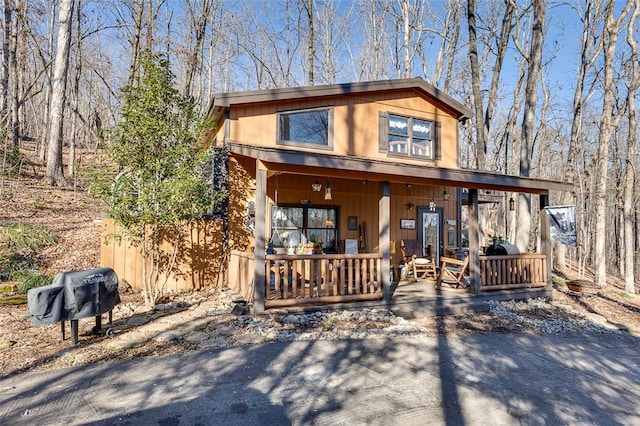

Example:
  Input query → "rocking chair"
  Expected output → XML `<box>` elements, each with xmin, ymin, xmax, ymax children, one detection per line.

<box><xmin>400</xmin><ymin>239</ymin><xmax>436</xmax><ymax>281</ymax></box>
<box><xmin>436</xmin><ymin>255</ymin><xmax>469</xmax><ymax>289</ymax></box>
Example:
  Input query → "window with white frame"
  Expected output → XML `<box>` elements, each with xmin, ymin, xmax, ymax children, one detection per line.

<box><xmin>388</xmin><ymin>114</ymin><xmax>434</xmax><ymax>159</ymax></box>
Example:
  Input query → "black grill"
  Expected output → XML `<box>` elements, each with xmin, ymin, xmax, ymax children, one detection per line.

<box><xmin>28</xmin><ymin>267</ymin><xmax>120</xmax><ymax>344</ymax></box>
<box><xmin>485</xmin><ymin>242</ymin><xmax>520</xmax><ymax>256</ymax></box>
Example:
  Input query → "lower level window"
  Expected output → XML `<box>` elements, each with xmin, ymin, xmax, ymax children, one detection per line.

<box><xmin>270</xmin><ymin>205</ymin><xmax>338</xmax><ymax>253</ymax></box>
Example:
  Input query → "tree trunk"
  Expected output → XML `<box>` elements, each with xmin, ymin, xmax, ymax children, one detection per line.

<box><xmin>1</xmin><ymin>0</ymin><xmax>10</xmax><ymax>119</ymax></box>
<box><xmin>466</xmin><ymin>0</ymin><xmax>485</xmax><ymax>170</ymax></box>
<box><xmin>44</xmin><ymin>0</ymin><xmax>74</xmax><ymax>187</ymax></box>
<box><xmin>516</xmin><ymin>0</ymin><xmax>546</xmax><ymax>253</ymax></box>
<box><xmin>593</xmin><ymin>0</ymin><xmax>632</xmax><ymax>285</ymax></box>
<box><xmin>556</xmin><ymin>0</ymin><xmax>604</xmax><ymax>273</ymax></box>
<box><xmin>402</xmin><ymin>0</ymin><xmax>410</xmax><ymax>78</ymax></box>
<box><xmin>68</xmin><ymin>0</ymin><xmax>82</xmax><ymax>177</ymax></box>
<box><xmin>440</xmin><ymin>0</ymin><xmax>461</xmax><ymax>92</ymax></box>
<box><xmin>305</xmin><ymin>0</ymin><xmax>314</xmax><ymax>85</ymax></box>
<box><xmin>623</xmin><ymin>0</ymin><xmax>639</xmax><ymax>293</ymax></box>
<box><xmin>127</xmin><ymin>0</ymin><xmax>145</xmax><ymax>87</ymax></box>
<box><xmin>9</xmin><ymin>0</ymin><xmax>19</xmax><ymax>150</ymax></box>
<box><xmin>39</xmin><ymin>2</ymin><xmax>57</xmax><ymax>162</ymax></box>
<box><xmin>182</xmin><ymin>0</ymin><xmax>212</xmax><ymax>98</ymax></box>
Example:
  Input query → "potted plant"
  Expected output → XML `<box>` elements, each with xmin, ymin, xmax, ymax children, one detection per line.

<box><xmin>299</xmin><ymin>242</ymin><xmax>322</xmax><ymax>255</ymax></box>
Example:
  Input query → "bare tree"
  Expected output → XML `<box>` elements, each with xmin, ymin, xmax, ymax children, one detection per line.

<box><xmin>622</xmin><ymin>0</ymin><xmax>639</xmax><ymax>293</ymax></box>
<box><xmin>8</xmin><ymin>0</ymin><xmax>21</xmax><ymax>150</ymax></box>
<box><xmin>592</xmin><ymin>0</ymin><xmax>633</xmax><ymax>285</ymax></box>
<box><xmin>68</xmin><ymin>0</ymin><xmax>83</xmax><ymax>177</ymax></box>
<box><xmin>315</xmin><ymin>0</ymin><xmax>354</xmax><ymax>84</ymax></box>
<box><xmin>38</xmin><ymin>1</ymin><xmax>57</xmax><ymax>162</ymax></box>
<box><xmin>555</xmin><ymin>0</ymin><xmax>604</xmax><ymax>273</ymax></box>
<box><xmin>467</xmin><ymin>0</ymin><xmax>515</xmax><ymax>171</ymax></box>
<box><xmin>1</xmin><ymin>0</ymin><xmax>10</xmax><ymax>120</ymax></box>
<box><xmin>431</xmin><ymin>0</ymin><xmax>462</xmax><ymax>92</ymax></box>
<box><xmin>301</xmin><ymin>0</ymin><xmax>314</xmax><ymax>85</ymax></box>
<box><xmin>181</xmin><ymin>0</ymin><xmax>214</xmax><ymax>98</ymax></box>
<box><xmin>515</xmin><ymin>0</ymin><xmax>546</xmax><ymax>252</ymax></box>
<box><xmin>44</xmin><ymin>0</ymin><xmax>74</xmax><ymax>186</ymax></box>
<box><xmin>125</xmin><ymin>0</ymin><xmax>145</xmax><ymax>86</ymax></box>
<box><xmin>355</xmin><ymin>0</ymin><xmax>394</xmax><ymax>81</ymax></box>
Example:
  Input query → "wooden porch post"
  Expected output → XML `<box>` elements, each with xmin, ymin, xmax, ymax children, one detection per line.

<box><xmin>539</xmin><ymin>193</ymin><xmax>552</xmax><ymax>288</ymax></box>
<box><xmin>253</xmin><ymin>162</ymin><xmax>267</xmax><ymax>313</ymax></box>
<box><xmin>468</xmin><ymin>189</ymin><xmax>481</xmax><ymax>296</ymax></box>
<box><xmin>379</xmin><ymin>181</ymin><xmax>391</xmax><ymax>302</ymax></box>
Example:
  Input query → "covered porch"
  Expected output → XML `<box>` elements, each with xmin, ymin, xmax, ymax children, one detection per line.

<box><xmin>227</xmin><ymin>143</ymin><xmax>570</xmax><ymax>314</ymax></box>
<box><xmin>229</xmin><ymin>250</ymin><xmax>549</xmax><ymax>313</ymax></box>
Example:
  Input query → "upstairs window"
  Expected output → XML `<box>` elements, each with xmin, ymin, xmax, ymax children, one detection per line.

<box><xmin>277</xmin><ymin>107</ymin><xmax>333</xmax><ymax>149</ymax></box>
<box><xmin>388</xmin><ymin>114</ymin><xmax>433</xmax><ymax>159</ymax></box>
<box><xmin>379</xmin><ymin>111</ymin><xmax>440</xmax><ymax>161</ymax></box>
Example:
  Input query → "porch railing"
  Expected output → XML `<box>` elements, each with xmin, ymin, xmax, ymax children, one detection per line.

<box><xmin>265</xmin><ymin>253</ymin><xmax>383</xmax><ymax>308</ymax></box>
<box><xmin>479</xmin><ymin>254</ymin><xmax>548</xmax><ymax>291</ymax></box>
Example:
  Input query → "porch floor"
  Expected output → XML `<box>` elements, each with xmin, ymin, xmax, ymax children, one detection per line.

<box><xmin>388</xmin><ymin>278</ymin><xmax>488</xmax><ymax>318</ymax></box>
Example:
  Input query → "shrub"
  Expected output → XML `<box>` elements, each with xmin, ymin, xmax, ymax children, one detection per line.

<box><xmin>0</xmin><ymin>223</ymin><xmax>58</xmax><ymax>281</ymax></box>
<box><xmin>552</xmin><ymin>276</ymin><xmax>566</xmax><ymax>288</ymax></box>
<box><xmin>15</xmin><ymin>270</ymin><xmax>53</xmax><ymax>293</ymax></box>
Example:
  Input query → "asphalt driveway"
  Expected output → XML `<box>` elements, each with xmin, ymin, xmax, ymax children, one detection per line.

<box><xmin>1</xmin><ymin>331</ymin><xmax>639</xmax><ymax>425</ymax></box>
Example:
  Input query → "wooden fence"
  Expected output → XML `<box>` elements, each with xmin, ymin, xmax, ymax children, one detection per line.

<box><xmin>228</xmin><ymin>250</ymin><xmax>255</xmax><ymax>302</ymax></box>
<box><xmin>101</xmin><ymin>218</ymin><xmax>225</xmax><ymax>291</ymax></box>
<box><xmin>479</xmin><ymin>254</ymin><xmax>548</xmax><ymax>291</ymax></box>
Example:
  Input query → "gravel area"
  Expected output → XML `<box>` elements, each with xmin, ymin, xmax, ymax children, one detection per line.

<box><xmin>1</xmin><ymin>164</ymin><xmax>639</xmax><ymax>377</ymax></box>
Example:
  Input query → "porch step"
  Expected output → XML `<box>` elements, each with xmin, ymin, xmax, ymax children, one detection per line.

<box><xmin>389</xmin><ymin>296</ymin><xmax>490</xmax><ymax>318</ymax></box>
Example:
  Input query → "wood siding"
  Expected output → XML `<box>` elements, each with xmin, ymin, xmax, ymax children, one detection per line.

<box><xmin>100</xmin><ymin>219</ymin><xmax>225</xmax><ymax>291</ymax></box>
<box><xmin>223</xmin><ymin>89</ymin><xmax>460</xmax><ymax>169</ymax></box>
<box><xmin>229</xmin><ymin>155</ymin><xmax>460</xmax><ymax>269</ymax></box>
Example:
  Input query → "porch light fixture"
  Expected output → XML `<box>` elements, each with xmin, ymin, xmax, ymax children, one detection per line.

<box><xmin>312</xmin><ymin>181</ymin><xmax>322</xmax><ymax>192</ymax></box>
<box><xmin>406</xmin><ymin>201</ymin><xmax>414</xmax><ymax>210</ymax></box>
<box><xmin>509</xmin><ymin>197</ymin><xmax>515</xmax><ymax>211</ymax></box>
<box><xmin>443</xmin><ymin>190</ymin><xmax>450</xmax><ymax>200</ymax></box>
<box><xmin>429</xmin><ymin>199</ymin><xmax>436</xmax><ymax>211</ymax></box>
<box><xmin>324</xmin><ymin>182</ymin><xmax>332</xmax><ymax>200</ymax></box>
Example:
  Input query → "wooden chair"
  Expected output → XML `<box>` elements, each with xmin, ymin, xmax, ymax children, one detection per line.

<box><xmin>436</xmin><ymin>255</ymin><xmax>469</xmax><ymax>289</ymax></box>
<box><xmin>400</xmin><ymin>239</ymin><xmax>436</xmax><ymax>281</ymax></box>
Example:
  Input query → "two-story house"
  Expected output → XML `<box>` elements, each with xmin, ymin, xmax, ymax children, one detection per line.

<box><xmin>102</xmin><ymin>78</ymin><xmax>570</xmax><ymax>315</ymax></box>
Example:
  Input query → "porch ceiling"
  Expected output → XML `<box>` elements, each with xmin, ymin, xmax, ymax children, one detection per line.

<box><xmin>229</xmin><ymin>143</ymin><xmax>572</xmax><ymax>195</ymax></box>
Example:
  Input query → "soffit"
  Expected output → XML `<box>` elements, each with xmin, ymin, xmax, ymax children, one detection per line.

<box><xmin>228</xmin><ymin>143</ymin><xmax>571</xmax><ymax>195</ymax></box>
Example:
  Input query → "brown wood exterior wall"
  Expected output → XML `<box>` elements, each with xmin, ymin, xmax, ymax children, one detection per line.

<box><xmin>223</xmin><ymin>89</ymin><xmax>460</xmax><ymax>169</ymax></box>
<box><xmin>100</xmin><ymin>219</ymin><xmax>225</xmax><ymax>291</ymax></box>
<box><xmin>228</xmin><ymin>157</ymin><xmax>460</xmax><ymax>270</ymax></box>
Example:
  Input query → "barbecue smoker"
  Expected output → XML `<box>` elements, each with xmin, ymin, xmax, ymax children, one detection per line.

<box><xmin>27</xmin><ymin>267</ymin><xmax>120</xmax><ymax>345</ymax></box>
<box><xmin>484</xmin><ymin>238</ymin><xmax>520</xmax><ymax>256</ymax></box>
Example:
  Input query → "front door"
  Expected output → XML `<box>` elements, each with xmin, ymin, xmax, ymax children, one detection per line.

<box><xmin>418</xmin><ymin>207</ymin><xmax>444</xmax><ymax>267</ymax></box>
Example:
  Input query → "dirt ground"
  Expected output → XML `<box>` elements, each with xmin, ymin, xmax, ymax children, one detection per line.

<box><xmin>1</xmin><ymin>163</ymin><xmax>640</xmax><ymax>377</ymax></box>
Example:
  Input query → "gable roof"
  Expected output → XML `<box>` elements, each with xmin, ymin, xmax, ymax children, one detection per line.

<box><xmin>208</xmin><ymin>78</ymin><xmax>472</xmax><ymax>123</ymax></box>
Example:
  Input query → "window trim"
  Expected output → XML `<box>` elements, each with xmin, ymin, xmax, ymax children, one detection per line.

<box><xmin>384</xmin><ymin>113</ymin><xmax>436</xmax><ymax>161</ymax></box>
<box><xmin>276</xmin><ymin>107</ymin><xmax>334</xmax><ymax>151</ymax></box>
<box><xmin>270</xmin><ymin>203</ymin><xmax>340</xmax><ymax>253</ymax></box>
